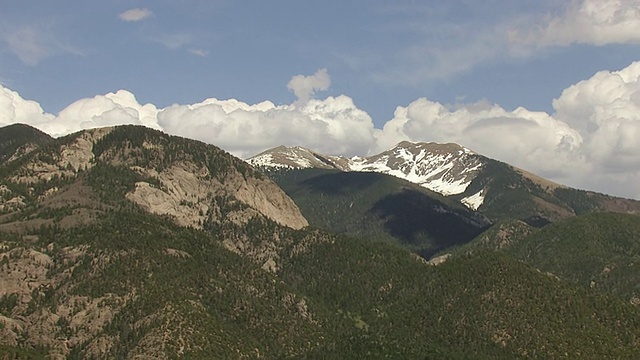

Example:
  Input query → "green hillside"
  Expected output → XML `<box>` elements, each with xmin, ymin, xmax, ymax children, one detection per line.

<box><xmin>449</xmin><ymin>219</ymin><xmax>536</xmax><ymax>255</ymax></box>
<box><xmin>0</xmin><ymin>123</ymin><xmax>52</xmax><ymax>166</ymax></box>
<box><xmin>506</xmin><ymin>212</ymin><xmax>640</xmax><ymax>302</ymax></box>
<box><xmin>280</xmin><ymin>241</ymin><xmax>640</xmax><ymax>358</ymax></box>
<box><xmin>2</xmin><ymin>125</ymin><xmax>640</xmax><ymax>358</ymax></box>
<box><xmin>452</xmin><ymin>212</ymin><xmax>640</xmax><ymax>304</ymax></box>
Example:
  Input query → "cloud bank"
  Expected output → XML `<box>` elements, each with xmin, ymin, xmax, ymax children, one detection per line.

<box><xmin>1</xmin><ymin>65</ymin><xmax>639</xmax><ymax>199</ymax></box>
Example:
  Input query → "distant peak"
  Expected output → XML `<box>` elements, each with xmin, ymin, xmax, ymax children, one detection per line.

<box><xmin>390</xmin><ymin>140</ymin><xmax>471</xmax><ymax>155</ymax></box>
<box><xmin>395</xmin><ymin>140</ymin><xmax>416</xmax><ymax>147</ymax></box>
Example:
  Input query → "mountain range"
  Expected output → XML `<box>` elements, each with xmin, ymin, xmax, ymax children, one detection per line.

<box><xmin>1</xmin><ymin>123</ymin><xmax>640</xmax><ymax>358</ymax></box>
<box><xmin>248</xmin><ymin>142</ymin><xmax>640</xmax><ymax>221</ymax></box>
<box><xmin>247</xmin><ymin>142</ymin><xmax>640</xmax><ymax>259</ymax></box>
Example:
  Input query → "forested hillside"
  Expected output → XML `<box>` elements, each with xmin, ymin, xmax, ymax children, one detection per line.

<box><xmin>1</xmin><ymin>124</ymin><xmax>640</xmax><ymax>358</ymax></box>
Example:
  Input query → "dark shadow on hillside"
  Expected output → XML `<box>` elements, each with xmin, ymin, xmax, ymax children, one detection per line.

<box><xmin>300</xmin><ymin>172</ymin><xmax>380</xmax><ymax>196</ymax></box>
<box><xmin>522</xmin><ymin>215</ymin><xmax>552</xmax><ymax>228</ymax></box>
<box><xmin>371</xmin><ymin>189</ymin><xmax>491</xmax><ymax>258</ymax></box>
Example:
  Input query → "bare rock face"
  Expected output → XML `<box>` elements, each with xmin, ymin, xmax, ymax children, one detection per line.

<box><xmin>228</xmin><ymin>174</ymin><xmax>308</xmax><ymax>230</ymax></box>
<box><xmin>126</xmin><ymin>162</ymin><xmax>308</xmax><ymax>230</ymax></box>
<box><xmin>126</xmin><ymin>164</ymin><xmax>213</xmax><ymax>229</ymax></box>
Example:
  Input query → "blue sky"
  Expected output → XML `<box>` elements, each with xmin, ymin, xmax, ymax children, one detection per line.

<box><xmin>1</xmin><ymin>0</ymin><xmax>640</xmax><ymax>199</ymax></box>
<box><xmin>2</xmin><ymin>0</ymin><xmax>637</xmax><ymax>120</ymax></box>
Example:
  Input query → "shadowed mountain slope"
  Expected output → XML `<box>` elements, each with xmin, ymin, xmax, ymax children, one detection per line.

<box><xmin>266</xmin><ymin>168</ymin><xmax>490</xmax><ymax>258</ymax></box>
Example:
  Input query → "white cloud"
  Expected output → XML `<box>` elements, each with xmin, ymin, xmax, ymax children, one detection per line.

<box><xmin>0</xmin><ymin>89</ymin><xmax>159</xmax><ymax>137</ymax></box>
<box><xmin>372</xmin><ymin>61</ymin><xmax>640</xmax><ymax>199</ymax></box>
<box><xmin>158</xmin><ymin>94</ymin><xmax>376</xmax><ymax>158</ymax></box>
<box><xmin>0</xmin><ymin>85</ymin><xmax>54</xmax><ymax>126</ymax></box>
<box><xmin>509</xmin><ymin>0</ymin><xmax>640</xmax><ymax>49</ymax></box>
<box><xmin>1</xmin><ymin>65</ymin><xmax>639</xmax><ymax>199</ymax></box>
<box><xmin>287</xmin><ymin>68</ymin><xmax>331</xmax><ymax>104</ymax></box>
<box><xmin>119</xmin><ymin>8</ymin><xmax>153</xmax><ymax>22</ymax></box>
<box><xmin>551</xmin><ymin>61</ymin><xmax>640</xmax><ymax>194</ymax></box>
<box><xmin>48</xmin><ymin>90</ymin><xmax>160</xmax><ymax>137</ymax></box>
<box><xmin>374</xmin><ymin>98</ymin><xmax>585</xmax><ymax>181</ymax></box>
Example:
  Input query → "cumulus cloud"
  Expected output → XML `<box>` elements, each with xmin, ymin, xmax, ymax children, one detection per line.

<box><xmin>1</xmin><ymin>64</ymin><xmax>640</xmax><ymax>199</ymax></box>
<box><xmin>372</xmin><ymin>61</ymin><xmax>640</xmax><ymax>199</ymax></box>
<box><xmin>551</xmin><ymin>61</ymin><xmax>640</xmax><ymax>194</ymax></box>
<box><xmin>510</xmin><ymin>0</ymin><xmax>640</xmax><ymax>48</ymax></box>
<box><xmin>0</xmin><ymin>70</ymin><xmax>374</xmax><ymax>160</ymax></box>
<box><xmin>158</xmin><ymin>95</ymin><xmax>376</xmax><ymax>158</ymax></box>
<box><xmin>287</xmin><ymin>68</ymin><xmax>331</xmax><ymax>104</ymax></box>
<box><xmin>0</xmin><ymin>85</ymin><xmax>54</xmax><ymax>125</ymax></box>
<box><xmin>375</xmin><ymin>98</ymin><xmax>585</xmax><ymax>181</ymax></box>
<box><xmin>47</xmin><ymin>90</ymin><xmax>160</xmax><ymax>137</ymax></box>
<box><xmin>0</xmin><ymin>85</ymin><xmax>159</xmax><ymax>137</ymax></box>
<box><xmin>119</xmin><ymin>8</ymin><xmax>153</xmax><ymax>22</ymax></box>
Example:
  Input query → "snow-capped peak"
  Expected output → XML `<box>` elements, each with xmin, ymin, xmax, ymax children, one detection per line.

<box><xmin>349</xmin><ymin>141</ymin><xmax>483</xmax><ymax>196</ymax></box>
<box><xmin>246</xmin><ymin>141</ymin><xmax>487</xmax><ymax>208</ymax></box>
<box><xmin>246</xmin><ymin>145</ymin><xmax>350</xmax><ymax>170</ymax></box>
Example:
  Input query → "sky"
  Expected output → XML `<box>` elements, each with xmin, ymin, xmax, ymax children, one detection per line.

<box><xmin>1</xmin><ymin>0</ymin><xmax>640</xmax><ymax>199</ymax></box>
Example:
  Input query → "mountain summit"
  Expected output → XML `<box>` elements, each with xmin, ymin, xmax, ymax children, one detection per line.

<box><xmin>248</xmin><ymin>145</ymin><xmax>351</xmax><ymax>171</ymax></box>
<box><xmin>248</xmin><ymin>141</ymin><xmax>640</xmax><ymax>221</ymax></box>
<box><xmin>349</xmin><ymin>141</ymin><xmax>483</xmax><ymax>197</ymax></box>
<box><xmin>248</xmin><ymin>141</ymin><xmax>485</xmax><ymax>203</ymax></box>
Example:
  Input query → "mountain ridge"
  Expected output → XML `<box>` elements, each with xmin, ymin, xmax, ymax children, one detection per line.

<box><xmin>2</xmin><ymin>124</ymin><xmax>640</xmax><ymax>358</ymax></box>
<box><xmin>248</xmin><ymin>142</ymin><xmax>640</xmax><ymax>222</ymax></box>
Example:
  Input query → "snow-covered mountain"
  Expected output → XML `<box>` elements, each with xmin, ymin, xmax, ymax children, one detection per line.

<box><xmin>349</xmin><ymin>141</ymin><xmax>483</xmax><ymax>196</ymax></box>
<box><xmin>247</xmin><ymin>141</ymin><xmax>487</xmax><ymax>209</ymax></box>
<box><xmin>246</xmin><ymin>141</ymin><xmax>640</xmax><ymax>218</ymax></box>
<box><xmin>247</xmin><ymin>145</ymin><xmax>352</xmax><ymax>171</ymax></box>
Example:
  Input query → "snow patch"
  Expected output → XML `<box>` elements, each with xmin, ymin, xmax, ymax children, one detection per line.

<box><xmin>461</xmin><ymin>189</ymin><xmax>486</xmax><ymax>210</ymax></box>
<box><xmin>349</xmin><ymin>148</ymin><xmax>482</xmax><ymax>196</ymax></box>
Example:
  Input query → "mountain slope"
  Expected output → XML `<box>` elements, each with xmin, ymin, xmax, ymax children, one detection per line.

<box><xmin>0</xmin><ymin>125</ymin><xmax>307</xmax><ymax>230</ymax></box>
<box><xmin>6</xmin><ymin>198</ymin><xmax>640</xmax><ymax>358</ymax></box>
<box><xmin>2</xmin><ymin>125</ymin><xmax>640</xmax><ymax>358</ymax></box>
<box><xmin>349</xmin><ymin>141</ymin><xmax>483</xmax><ymax>197</ymax></box>
<box><xmin>280</xmin><ymin>241</ymin><xmax>640</xmax><ymax>358</ymax></box>
<box><xmin>0</xmin><ymin>209</ymin><xmax>339</xmax><ymax>358</ymax></box>
<box><xmin>248</xmin><ymin>145</ymin><xmax>351</xmax><ymax>170</ymax></box>
<box><xmin>248</xmin><ymin>142</ymin><xmax>640</xmax><ymax>223</ymax></box>
<box><xmin>451</xmin><ymin>212</ymin><xmax>640</xmax><ymax>304</ymax></box>
<box><xmin>268</xmin><ymin>167</ymin><xmax>490</xmax><ymax>258</ymax></box>
<box><xmin>0</xmin><ymin>125</ymin><xmax>331</xmax><ymax>358</ymax></box>
<box><xmin>0</xmin><ymin>123</ymin><xmax>53</xmax><ymax>166</ymax></box>
<box><xmin>506</xmin><ymin>212</ymin><xmax>640</xmax><ymax>303</ymax></box>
